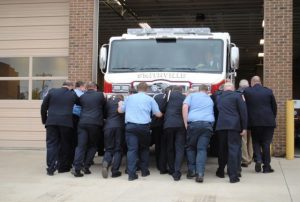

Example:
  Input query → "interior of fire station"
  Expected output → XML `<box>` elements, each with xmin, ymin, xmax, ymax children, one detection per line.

<box><xmin>97</xmin><ymin>0</ymin><xmax>299</xmax><ymax>155</ymax></box>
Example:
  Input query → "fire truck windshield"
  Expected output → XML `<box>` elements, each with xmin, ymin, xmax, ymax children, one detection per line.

<box><xmin>108</xmin><ymin>39</ymin><xmax>224</xmax><ymax>73</ymax></box>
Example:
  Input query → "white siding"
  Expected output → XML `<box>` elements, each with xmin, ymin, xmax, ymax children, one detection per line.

<box><xmin>0</xmin><ymin>0</ymin><xmax>69</xmax><ymax>149</ymax></box>
<box><xmin>0</xmin><ymin>0</ymin><xmax>69</xmax><ymax>57</ymax></box>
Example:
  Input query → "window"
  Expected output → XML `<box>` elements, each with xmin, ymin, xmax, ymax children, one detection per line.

<box><xmin>0</xmin><ymin>57</ymin><xmax>68</xmax><ymax>100</ymax></box>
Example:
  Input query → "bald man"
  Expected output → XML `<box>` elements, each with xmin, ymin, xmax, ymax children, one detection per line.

<box><xmin>244</xmin><ymin>76</ymin><xmax>277</xmax><ymax>173</ymax></box>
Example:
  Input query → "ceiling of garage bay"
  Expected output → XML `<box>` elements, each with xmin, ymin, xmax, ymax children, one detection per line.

<box><xmin>99</xmin><ymin>0</ymin><xmax>264</xmax><ymax>76</ymax></box>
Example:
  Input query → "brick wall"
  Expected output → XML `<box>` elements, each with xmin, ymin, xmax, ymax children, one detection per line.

<box><xmin>264</xmin><ymin>0</ymin><xmax>293</xmax><ymax>156</ymax></box>
<box><xmin>68</xmin><ymin>0</ymin><xmax>94</xmax><ymax>82</ymax></box>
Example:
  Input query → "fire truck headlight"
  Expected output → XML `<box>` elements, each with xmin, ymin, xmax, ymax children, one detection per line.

<box><xmin>112</xmin><ymin>84</ymin><xmax>130</xmax><ymax>93</ymax></box>
<box><xmin>191</xmin><ymin>84</ymin><xmax>212</xmax><ymax>92</ymax></box>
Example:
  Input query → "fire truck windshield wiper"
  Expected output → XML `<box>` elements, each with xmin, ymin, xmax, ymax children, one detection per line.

<box><xmin>113</xmin><ymin>67</ymin><xmax>138</xmax><ymax>71</ymax></box>
<box><xmin>172</xmin><ymin>67</ymin><xmax>197</xmax><ymax>71</ymax></box>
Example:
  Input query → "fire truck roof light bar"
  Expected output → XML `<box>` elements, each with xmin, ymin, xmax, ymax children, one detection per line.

<box><xmin>127</xmin><ymin>28</ymin><xmax>211</xmax><ymax>36</ymax></box>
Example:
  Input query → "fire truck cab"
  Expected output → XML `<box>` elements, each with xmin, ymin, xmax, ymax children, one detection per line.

<box><xmin>99</xmin><ymin>28</ymin><xmax>239</xmax><ymax>95</ymax></box>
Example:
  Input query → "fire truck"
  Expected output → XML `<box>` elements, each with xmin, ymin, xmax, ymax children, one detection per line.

<box><xmin>99</xmin><ymin>28</ymin><xmax>239</xmax><ymax>95</ymax></box>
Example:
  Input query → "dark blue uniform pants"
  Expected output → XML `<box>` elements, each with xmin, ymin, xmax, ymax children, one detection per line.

<box><xmin>125</xmin><ymin>123</ymin><xmax>151</xmax><ymax>178</ymax></box>
<box><xmin>151</xmin><ymin>126</ymin><xmax>163</xmax><ymax>170</ymax></box>
<box><xmin>164</xmin><ymin>127</ymin><xmax>186</xmax><ymax>176</ymax></box>
<box><xmin>217</xmin><ymin>130</ymin><xmax>242</xmax><ymax>179</ymax></box>
<box><xmin>46</xmin><ymin>125</ymin><xmax>73</xmax><ymax>172</ymax></box>
<box><xmin>186</xmin><ymin>121</ymin><xmax>213</xmax><ymax>176</ymax></box>
<box><xmin>103</xmin><ymin>127</ymin><xmax>124</xmax><ymax>174</ymax></box>
<box><xmin>73</xmin><ymin>124</ymin><xmax>100</xmax><ymax>170</ymax></box>
<box><xmin>251</xmin><ymin>126</ymin><xmax>274</xmax><ymax>168</ymax></box>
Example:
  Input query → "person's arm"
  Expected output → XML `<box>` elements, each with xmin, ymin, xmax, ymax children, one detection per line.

<box><xmin>41</xmin><ymin>91</ymin><xmax>51</xmax><ymax>125</ymax></box>
<box><xmin>182</xmin><ymin>103</ymin><xmax>189</xmax><ymax>129</ymax></box>
<box><xmin>237</xmin><ymin>94</ymin><xmax>248</xmax><ymax>135</ymax></box>
<box><xmin>270</xmin><ymin>92</ymin><xmax>277</xmax><ymax>118</ymax></box>
<box><xmin>151</xmin><ymin>98</ymin><xmax>163</xmax><ymax>118</ymax></box>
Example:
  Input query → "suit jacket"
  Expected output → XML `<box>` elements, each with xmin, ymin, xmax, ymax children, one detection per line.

<box><xmin>215</xmin><ymin>90</ymin><xmax>248</xmax><ymax>132</ymax></box>
<box><xmin>164</xmin><ymin>91</ymin><xmax>186</xmax><ymax>129</ymax></box>
<box><xmin>243</xmin><ymin>84</ymin><xmax>277</xmax><ymax>127</ymax></box>
<box><xmin>104</xmin><ymin>96</ymin><xmax>124</xmax><ymax>129</ymax></box>
<box><xmin>151</xmin><ymin>93</ymin><xmax>167</xmax><ymax>128</ymax></box>
<box><xmin>79</xmin><ymin>89</ymin><xmax>106</xmax><ymax>126</ymax></box>
<box><xmin>41</xmin><ymin>87</ymin><xmax>78</xmax><ymax>128</ymax></box>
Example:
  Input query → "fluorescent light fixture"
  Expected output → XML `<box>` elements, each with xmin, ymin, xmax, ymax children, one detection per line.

<box><xmin>258</xmin><ymin>52</ymin><xmax>264</xmax><ymax>57</ymax></box>
<box><xmin>138</xmin><ymin>22</ymin><xmax>151</xmax><ymax>29</ymax></box>
<box><xmin>262</xmin><ymin>20</ymin><xmax>264</xmax><ymax>28</ymax></box>
<box><xmin>260</xmin><ymin>39</ymin><xmax>264</xmax><ymax>45</ymax></box>
<box><xmin>114</xmin><ymin>0</ymin><xmax>121</xmax><ymax>5</ymax></box>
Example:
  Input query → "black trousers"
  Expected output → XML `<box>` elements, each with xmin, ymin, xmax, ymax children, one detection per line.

<box><xmin>151</xmin><ymin>126</ymin><xmax>163</xmax><ymax>170</ymax></box>
<box><xmin>103</xmin><ymin>127</ymin><xmax>124</xmax><ymax>174</ymax></box>
<box><xmin>251</xmin><ymin>126</ymin><xmax>274</xmax><ymax>168</ymax></box>
<box><xmin>164</xmin><ymin>127</ymin><xmax>186</xmax><ymax>175</ymax></box>
<box><xmin>73</xmin><ymin>124</ymin><xmax>100</xmax><ymax>170</ymax></box>
<box><xmin>71</xmin><ymin>115</ymin><xmax>80</xmax><ymax>163</ymax></box>
<box><xmin>217</xmin><ymin>130</ymin><xmax>241</xmax><ymax>179</ymax></box>
<box><xmin>46</xmin><ymin>125</ymin><xmax>73</xmax><ymax>172</ymax></box>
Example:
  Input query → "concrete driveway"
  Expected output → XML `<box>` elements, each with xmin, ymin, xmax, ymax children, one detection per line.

<box><xmin>0</xmin><ymin>150</ymin><xmax>299</xmax><ymax>202</ymax></box>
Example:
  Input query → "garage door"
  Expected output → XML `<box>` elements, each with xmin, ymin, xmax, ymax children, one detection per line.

<box><xmin>0</xmin><ymin>0</ymin><xmax>69</xmax><ymax>149</ymax></box>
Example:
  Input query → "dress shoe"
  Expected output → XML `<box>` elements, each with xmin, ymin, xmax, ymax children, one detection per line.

<box><xmin>160</xmin><ymin>170</ymin><xmax>169</xmax><ymax>175</ymax></box>
<box><xmin>241</xmin><ymin>163</ymin><xmax>248</xmax><ymax>167</ymax></box>
<box><xmin>230</xmin><ymin>177</ymin><xmax>240</xmax><ymax>183</ymax></box>
<box><xmin>47</xmin><ymin>168</ymin><xmax>54</xmax><ymax>176</ymax></box>
<box><xmin>58</xmin><ymin>168</ymin><xmax>70</xmax><ymax>173</ymax></box>
<box><xmin>112</xmin><ymin>171</ymin><xmax>122</xmax><ymax>178</ymax></box>
<box><xmin>216</xmin><ymin>169</ymin><xmax>225</xmax><ymax>178</ymax></box>
<box><xmin>72</xmin><ymin>169</ymin><xmax>84</xmax><ymax>177</ymax></box>
<box><xmin>128</xmin><ymin>174</ymin><xmax>138</xmax><ymax>181</ymax></box>
<box><xmin>238</xmin><ymin>172</ymin><xmax>242</xmax><ymax>178</ymax></box>
<box><xmin>186</xmin><ymin>171</ymin><xmax>196</xmax><ymax>179</ymax></box>
<box><xmin>255</xmin><ymin>163</ymin><xmax>262</xmax><ymax>172</ymax></box>
<box><xmin>263</xmin><ymin>168</ymin><xmax>274</xmax><ymax>173</ymax></box>
<box><xmin>195</xmin><ymin>174</ymin><xmax>204</xmax><ymax>183</ymax></box>
<box><xmin>102</xmin><ymin>161</ymin><xmax>109</xmax><ymax>178</ymax></box>
<box><xmin>141</xmin><ymin>170</ymin><xmax>150</xmax><ymax>177</ymax></box>
<box><xmin>172</xmin><ymin>172</ymin><xmax>181</xmax><ymax>181</ymax></box>
<box><xmin>82</xmin><ymin>168</ymin><xmax>91</xmax><ymax>174</ymax></box>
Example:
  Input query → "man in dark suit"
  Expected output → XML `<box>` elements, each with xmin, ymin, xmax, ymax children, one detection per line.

<box><xmin>41</xmin><ymin>80</ymin><xmax>78</xmax><ymax>176</ymax></box>
<box><xmin>102</xmin><ymin>94</ymin><xmax>125</xmax><ymax>178</ymax></box>
<box><xmin>215</xmin><ymin>82</ymin><xmax>248</xmax><ymax>183</ymax></box>
<box><xmin>72</xmin><ymin>82</ymin><xmax>106</xmax><ymax>177</ymax></box>
<box><xmin>243</xmin><ymin>76</ymin><xmax>277</xmax><ymax>173</ymax></box>
<box><xmin>151</xmin><ymin>90</ymin><xmax>167</xmax><ymax>172</ymax></box>
<box><xmin>163</xmin><ymin>86</ymin><xmax>186</xmax><ymax>181</ymax></box>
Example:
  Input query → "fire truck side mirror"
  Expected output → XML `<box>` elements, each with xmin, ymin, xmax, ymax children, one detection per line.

<box><xmin>230</xmin><ymin>46</ymin><xmax>239</xmax><ymax>70</ymax></box>
<box><xmin>99</xmin><ymin>45</ymin><xmax>108</xmax><ymax>73</ymax></box>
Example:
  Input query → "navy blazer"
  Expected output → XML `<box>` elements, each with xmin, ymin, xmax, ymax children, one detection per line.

<box><xmin>41</xmin><ymin>87</ymin><xmax>78</xmax><ymax>128</ymax></box>
<box><xmin>104</xmin><ymin>96</ymin><xmax>125</xmax><ymax>129</ymax></box>
<box><xmin>151</xmin><ymin>93</ymin><xmax>167</xmax><ymax>128</ymax></box>
<box><xmin>243</xmin><ymin>84</ymin><xmax>277</xmax><ymax>128</ymax></box>
<box><xmin>215</xmin><ymin>91</ymin><xmax>248</xmax><ymax>132</ymax></box>
<box><xmin>164</xmin><ymin>91</ymin><xmax>186</xmax><ymax>129</ymax></box>
<box><xmin>79</xmin><ymin>90</ymin><xmax>106</xmax><ymax>126</ymax></box>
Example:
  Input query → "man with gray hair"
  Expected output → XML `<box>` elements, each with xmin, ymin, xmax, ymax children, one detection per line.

<box><xmin>244</xmin><ymin>76</ymin><xmax>277</xmax><ymax>173</ymax></box>
<box><xmin>182</xmin><ymin>84</ymin><xmax>215</xmax><ymax>183</ymax></box>
<box><xmin>237</xmin><ymin>79</ymin><xmax>253</xmax><ymax>167</ymax></box>
<box><xmin>72</xmin><ymin>81</ymin><xmax>106</xmax><ymax>177</ymax></box>
<box><xmin>215</xmin><ymin>82</ymin><xmax>248</xmax><ymax>183</ymax></box>
<box><xmin>41</xmin><ymin>80</ymin><xmax>78</xmax><ymax>175</ymax></box>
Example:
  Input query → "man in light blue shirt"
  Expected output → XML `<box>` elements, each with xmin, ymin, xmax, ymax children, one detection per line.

<box><xmin>118</xmin><ymin>82</ymin><xmax>162</xmax><ymax>181</ymax></box>
<box><xmin>182</xmin><ymin>84</ymin><xmax>215</xmax><ymax>183</ymax></box>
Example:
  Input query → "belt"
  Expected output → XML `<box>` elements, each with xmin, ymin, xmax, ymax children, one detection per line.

<box><xmin>127</xmin><ymin>122</ymin><xmax>150</xmax><ymax>126</ymax></box>
<box><xmin>188</xmin><ymin>121</ymin><xmax>212</xmax><ymax>124</ymax></box>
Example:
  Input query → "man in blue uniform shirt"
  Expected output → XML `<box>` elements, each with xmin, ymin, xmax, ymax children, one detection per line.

<box><xmin>215</xmin><ymin>82</ymin><xmax>248</xmax><ymax>183</ymax></box>
<box><xmin>118</xmin><ymin>82</ymin><xmax>163</xmax><ymax>181</ymax></box>
<box><xmin>182</xmin><ymin>84</ymin><xmax>215</xmax><ymax>183</ymax></box>
<box><xmin>244</xmin><ymin>76</ymin><xmax>277</xmax><ymax>173</ymax></box>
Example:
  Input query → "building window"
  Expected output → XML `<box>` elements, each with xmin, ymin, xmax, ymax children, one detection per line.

<box><xmin>0</xmin><ymin>57</ymin><xmax>68</xmax><ymax>100</ymax></box>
